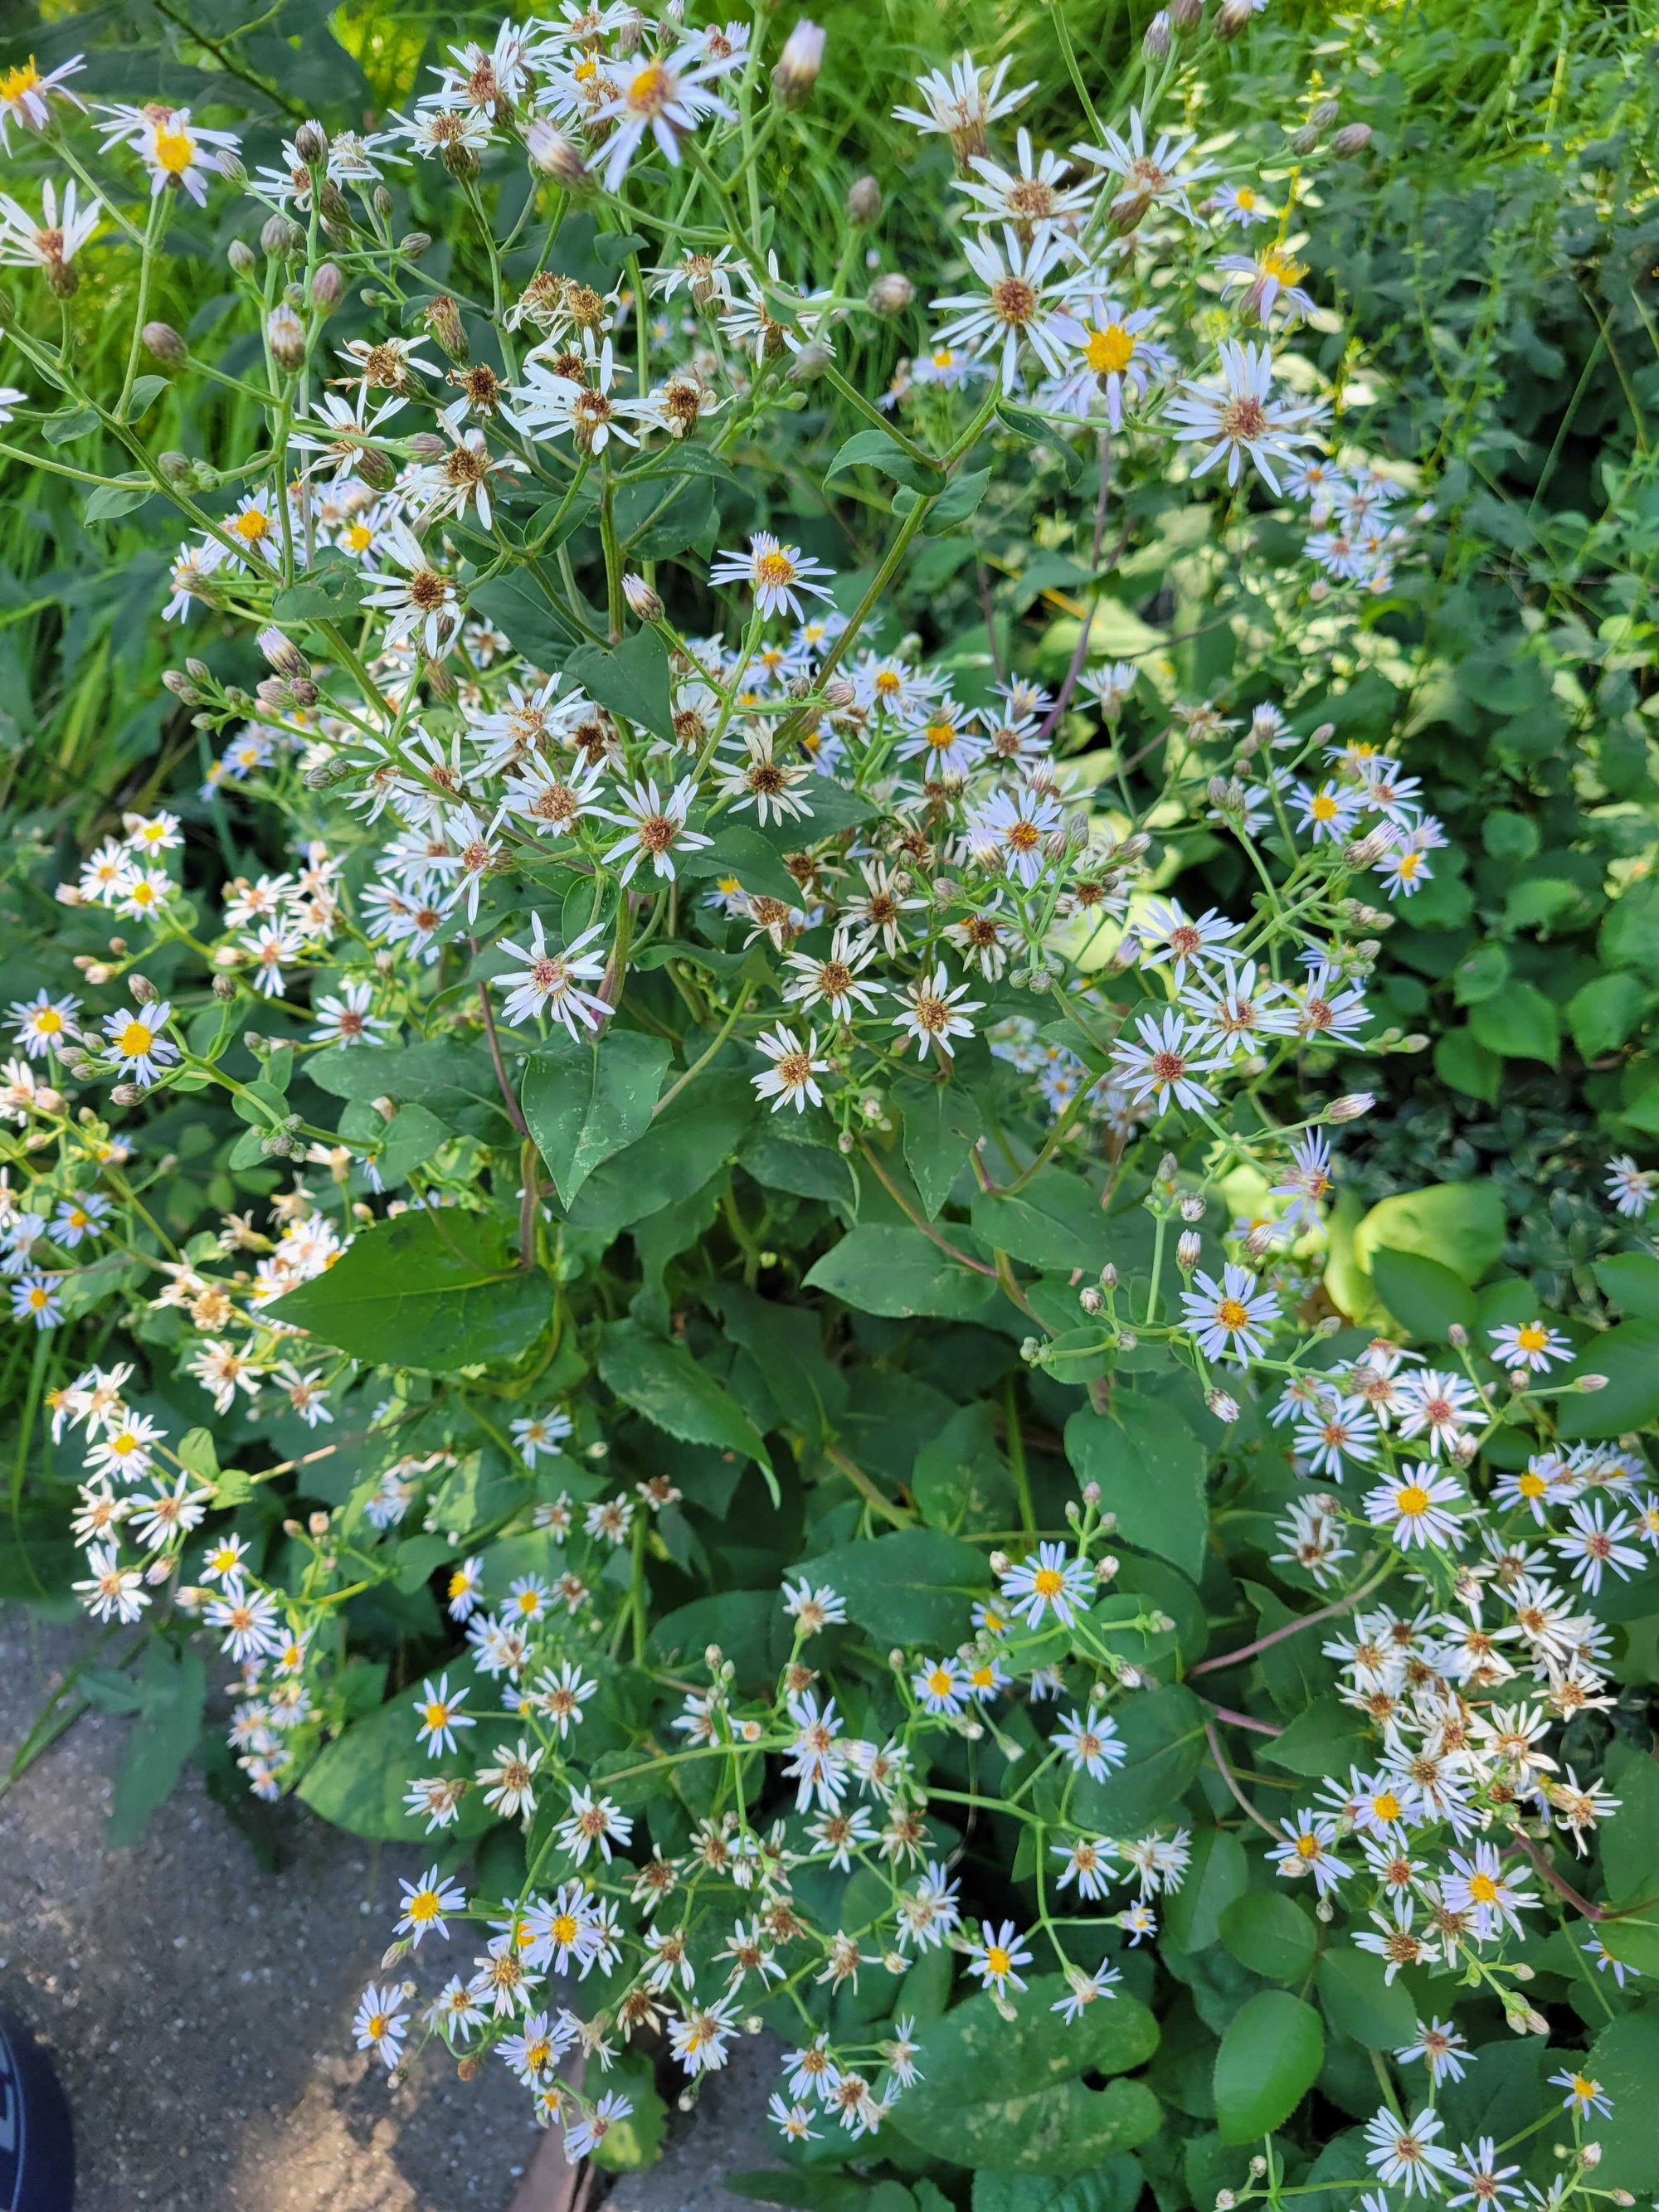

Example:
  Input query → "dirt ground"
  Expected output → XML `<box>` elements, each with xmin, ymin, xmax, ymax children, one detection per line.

<box><xmin>0</xmin><ymin>1612</ymin><xmax>776</xmax><ymax>2212</ymax></box>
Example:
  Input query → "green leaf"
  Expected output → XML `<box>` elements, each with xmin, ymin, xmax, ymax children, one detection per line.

<box><xmin>1164</xmin><ymin>1829</ymin><xmax>1249</xmax><ymax>1954</ymax></box>
<box><xmin>1368</xmin><ymin>1247</ymin><xmax>1477</xmax><ymax>1343</ymax></box>
<box><xmin>1353</xmin><ymin>1184</ymin><xmax>1506</xmax><ymax>1286</ymax></box>
<box><xmin>597</xmin><ymin>1319</ymin><xmax>772</xmax><ymax>1479</ymax></box>
<box><xmin>826</xmin><ymin>426</ymin><xmax>945</xmax><ymax>495</ymax></box>
<box><xmin>1433</xmin><ymin>1028</ymin><xmax>1501</xmax><ymax>1105</ymax></box>
<box><xmin>889</xmin><ymin>1976</ymin><xmax>1160</xmax><ymax>2176</ymax></box>
<box><xmin>373</xmin><ymin>1101</ymin><xmax>450</xmax><ymax>1188</ymax></box>
<box><xmin>680</xmin><ymin>824</ymin><xmax>802</xmax><ymax>905</ymax></box>
<box><xmin>996</xmin><ymin>401</ymin><xmax>1084</xmax><ymax>486</ymax></box>
<box><xmin>1567</xmin><ymin>970</ymin><xmax>1653</xmax><ymax>1058</ymax></box>
<box><xmin>1218</xmin><ymin>1891</ymin><xmax>1318</xmax><ymax>1982</ymax></box>
<box><xmin>270</xmin><ymin>558</ymin><xmax>369</xmax><ymax>621</ymax></box>
<box><xmin>298</xmin><ymin>1688</ymin><xmax>494</xmax><ymax>1840</ymax></box>
<box><xmin>566</xmin><ymin>1068</ymin><xmax>752</xmax><ymax>1237</ymax></box>
<box><xmin>307</xmin><ymin>1039</ymin><xmax>508</xmax><ymax>1120</ymax></box>
<box><xmin>1451</xmin><ymin>941</ymin><xmax>1511</xmax><ymax>1005</ymax></box>
<box><xmin>1553</xmin><ymin>1319</ymin><xmax>1659</xmax><ymax>1438</ymax></box>
<box><xmin>709</xmin><ymin>1283</ymin><xmax>848</xmax><ymax>1450</ymax></box>
<box><xmin>83</xmin><ymin>477</ymin><xmax>153</xmax><ymax>523</ymax></box>
<box><xmin>735</xmin><ymin>1120</ymin><xmax>854</xmax><ymax>1203</ymax></box>
<box><xmin>1068</xmin><ymin>1682</ymin><xmax>1206</xmax><ymax>1832</ymax></box>
<box><xmin>1316</xmin><ymin>1947</ymin><xmax>1418</xmax><ymax>2048</ymax></box>
<box><xmin>1600</xmin><ymin>876</ymin><xmax>1659</xmax><ymax>970</ymax></box>
<box><xmin>804</xmin><ymin>1223</ymin><xmax>998</xmax><ymax>1318</ymax></box>
<box><xmin>727</xmin><ymin>2176</ymin><xmax>868</xmax><ymax>2212</ymax></box>
<box><xmin>973</xmin><ymin>1165</ymin><xmax>1109</xmax><ymax>1274</ymax></box>
<box><xmin>972</xmin><ymin>2160</ymin><xmax>1144</xmax><ymax>2212</ymax></box>
<box><xmin>1262</xmin><ymin>1694</ymin><xmax>1370</xmax><ymax>1778</ymax></box>
<box><xmin>1593</xmin><ymin>1252</ymin><xmax>1659</xmax><ymax>1322</ymax></box>
<box><xmin>1582</xmin><ymin>2011</ymin><xmax>1659</xmax><ymax>2190</ymax></box>
<box><xmin>565</xmin><ymin>626</ymin><xmax>675</xmax><ymax>742</ymax></box>
<box><xmin>799</xmin><ymin>1526</ymin><xmax>991</xmax><ymax>1646</ymax></box>
<box><xmin>522</xmin><ymin>1031</ymin><xmax>671</xmax><ymax>1204</ymax></box>
<box><xmin>1469</xmin><ymin>981</ymin><xmax>1559</xmax><ymax>1067</ymax></box>
<box><xmin>1063</xmin><ymin>1390</ymin><xmax>1208</xmax><ymax>1578</ymax></box>
<box><xmin>928</xmin><ymin>466</ymin><xmax>992</xmax><ymax>528</ymax></box>
<box><xmin>469</xmin><ymin>571</ymin><xmax>584</xmax><ymax>662</ymax></box>
<box><xmin>107</xmin><ymin>1639</ymin><xmax>206</xmax><ymax>1847</ymax></box>
<box><xmin>268</xmin><ymin>1209</ymin><xmax>552</xmax><ymax>1372</ymax></box>
<box><xmin>1213</xmin><ymin>1992</ymin><xmax>1323</xmax><ymax>2142</ymax></box>
<box><xmin>899</xmin><ymin>1082</ymin><xmax>984</xmax><ymax>1218</ymax></box>
<box><xmin>912</xmin><ymin>1402</ymin><xmax>1014</xmax><ymax>1534</ymax></box>
<box><xmin>648</xmin><ymin>1589</ymin><xmax>794</xmax><ymax>1694</ymax></box>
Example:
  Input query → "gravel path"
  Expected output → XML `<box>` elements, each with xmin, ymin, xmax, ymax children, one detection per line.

<box><xmin>0</xmin><ymin>1611</ymin><xmax>779</xmax><ymax>2212</ymax></box>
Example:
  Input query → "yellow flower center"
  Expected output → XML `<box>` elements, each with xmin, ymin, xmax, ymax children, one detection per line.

<box><xmin>1373</xmin><ymin>1791</ymin><xmax>1402</xmax><ymax>1823</ymax></box>
<box><xmin>1033</xmin><ymin>1566</ymin><xmax>1065</xmax><ymax>1598</ymax></box>
<box><xmin>1084</xmin><ymin>323</ymin><xmax>1136</xmax><ymax>373</ymax></box>
<box><xmin>753</xmin><ymin>550</ymin><xmax>795</xmax><ymax>588</ymax></box>
<box><xmin>116</xmin><ymin>1020</ymin><xmax>153</xmax><ymax>1057</ymax></box>
<box><xmin>986</xmin><ymin>1945</ymin><xmax>1011</xmax><ymax>1976</ymax></box>
<box><xmin>447</xmin><ymin>1568</ymin><xmax>473</xmax><ymax>1598</ymax></box>
<box><xmin>344</xmin><ymin>521</ymin><xmax>372</xmax><ymax>552</ymax></box>
<box><xmin>1396</xmin><ymin>1484</ymin><xmax>1430</xmax><ymax>1516</ymax></box>
<box><xmin>1234</xmin><ymin>187</ymin><xmax>1258</xmax><ymax>209</ymax></box>
<box><xmin>1396</xmin><ymin>852</ymin><xmax>1422</xmax><ymax>878</ymax></box>
<box><xmin>1261</xmin><ymin>247</ymin><xmax>1307</xmax><ymax>284</ymax></box>
<box><xmin>1467</xmin><ymin>1871</ymin><xmax>1498</xmax><ymax>1903</ymax></box>
<box><xmin>153</xmin><ymin>123</ymin><xmax>197</xmax><ymax>176</ymax></box>
<box><xmin>1519</xmin><ymin>1471</ymin><xmax>1546</xmax><ymax>1497</ymax></box>
<box><xmin>1217</xmin><ymin>1297</ymin><xmax>1250</xmax><ymax>1330</ymax></box>
<box><xmin>1516</xmin><ymin>1323</ymin><xmax>1548</xmax><ymax>1351</ymax></box>
<box><xmin>1295</xmin><ymin>1832</ymin><xmax>1320</xmax><ymax>1858</ymax></box>
<box><xmin>927</xmin><ymin>1668</ymin><xmax>953</xmax><ymax>1695</ymax></box>
<box><xmin>34</xmin><ymin>1008</ymin><xmax>63</xmax><ymax>1033</ymax></box>
<box><xmin>925</xmin><ymin>719</ymin><xmax>957</xmax><ymax>748</ymax></box>
<box><xmin>552</xmin><ymin>1913</ymin><xmax>579</xmax><ymax>1945</ymax></box>
<box><xmin>407</xmin><ymin>1889</ymin><xmax>440</xmax><ymax>1921</ymax></box>
<box><xmin>1</xmin><ymin>61</ymin><xmax>43</xmax><ymax>100</ymax></box>
<box><xmin>233</xmin><ymin>508</ymin><xmax>270</xmax><ymax>542</ymax></box>
<box><xmin>627</xmin><ymin>61</ymin><xmax>671</xmax><ymax>114</ymax></box>
<box><xmin>423</xmin><ymin>1701</ymin><xmax>448</xmax><ymax>1727</ymax></box>
<box><xmin>1311</xmin><ymin>792</ymin><xmax>1338</xmax><ymax>819</ymax></box>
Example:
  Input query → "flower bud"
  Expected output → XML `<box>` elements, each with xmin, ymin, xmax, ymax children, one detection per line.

<box><xmin>867</xmin><ymin>270</ymin><xmax>915</xmax><ymax>315</ymax></box>
<box><xmin>257</xmin><ymin>627</ymin><xmax>309</xmax><ymax>680</ymax></box>
<box><xmin>1172</xmin><ymin>0</ymin><xmax>1203</xmax><ymax>23</ymax></box>
<box><xmin>1079</xmin><ymin>1285</ymin><xmax>1104</xmax><ymax>1315</ymax></box>
<box><xmin>1333</xmin><ymin>122</ymin><xmax>1373</xmax><ymax>155</ymax></box>
<box><xmin>1100</xmin><ymin>1263</ymin><xmax>1117</xmax><ymax>1289</ymax></box>
<box><xmin>260</xmin><ymin>212</ymin><xmax>303</xmax><ymax>257</ymax></box>
<box><xmin>357</xmin><ymin>445</ymin><xmax>397</xmax><ymax>491</ymax></box>
<box><xmin>1215</xmin><ymin>0</ymin><xmax>1253</xmax><ymax>34</ymax></box>
<box><xmin>294</xmin><ymin>118</ymin><xmax>328</xmax><ymax>165</ymax></box>
<box><xmin>846</xmin><ymin>173</ymin><xmax>882</xmax><ymax>226</ymax></box>
<box><xmin>111</xmin><ymin>1083</ymin><xmax>142</xmax><ymax>1106</ymax></box>
<box><xmin>266</xmin><ymin>304</ymin><xmax>307</xmax><ymax>371</ymax></box>
<box><xmin>772</xmin><ymin>20</ymin><xmax>825</xmax><ymax>108</ymax></box>
<box><xmin>1310</xmin><ymin>99</ymin><xmax>1340</xmax><ymax>129</ymax></box>
<box><xmin>1179</xmin><ymin>1194</ymin><xmax>1205</xmax><ymax>1221</ymax></box>
<box><xmin>786</xmin><ymin>341</ymin><xmax>833</xmax><ymax>384</ymax></box>
<box><xmin>399</xmin><ymin>231</ymin><xmax>433</xmax><ymax>258</ymax></box>
<box><xmin>822</xmin><ymin>677</ymin><xmax>855</xmax><ymax>709</ymax></box>
<box><xmin>1288</xmin><ymin>123</ymin><xmax>1321</xmax><ymax>155</ymax></box>
<box><xmin>1177</xmin><ymin>1231</ymin><xmax>1202</xmax><ymax>1271</ymax></box>
<box><xmin>143</xmin><ymin>321</ymin><xmax>187</xmax><ymax>365</ymax></box>
<box><xmin>1116</xmin><ymin>1330</ymin><xmax>1137</xmax><ymax>1352</ymax></box>
<box><xmin>1327</xmin><ymin>1091</ymin><xmax>1374</xmax><ymax>1123</ymax></box>
<box><xmin>525</xmin><ymin>120</ymin><xmax>590</xmax><ymax>187</ymax></box>
<box><xmin>623</xmin><ymin>573</ymin><xmax>663</xmax><ymax>623</ymax></box>
<box><xmin>1142</xmin><ymin>9</ymin><xmax>1172</xmax><ymax>59</ymax></box>
<box><xmin>129</xmin><ymin>974</ymin><xmax>157</xmax><ymax>1004</ymax></box>
<box><xmin>311</xmin><ymin>260</ymin><xmax>343</xmax><ymax>313</ymax></box>
<box><xmin>212</xmin><ymin>974</ymin><xmax>238</xmax><ymax>1001</ymax></box>
<box><xmin>158</xmin><ymin>450</ymin><xmax>195</xmax><ymax>486</ymax></box>
<box><xmin>1578</xmin><ymin>1373</ymin><xmax>1608</xmax><ymax>1392</ymax></box>
<box><xmin>1206</xmin><ymin>1387</ymin><xmax>1241</xmax><ymax>1424</ymax></box>
<box><xmin>227</xmin><ymin>238</ymin><xmax>256</xmax><ymax>276</ymax></box>
<box><xmin>424</xmin><ymin>293</ymin><xmax>469</xmax><ymax>362</ymax></box>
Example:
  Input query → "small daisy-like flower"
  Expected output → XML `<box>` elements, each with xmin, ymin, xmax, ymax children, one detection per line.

<box><xmin>412</xmin><ymin>1672</ymin><xmax>474</xmax><ymax>1757</ymax></box>
<box><xmin>1550</xmin><ymin>1496</ymin><xmax>1645</xmax><ymax>1594</ymax></box>
<box><xmin>1394</xmin><ymin>1369</ymin><xmax>1486</xmax><ymax>1458</ymax></box>
<box><xmin>1053</xmin><ymin>1704</ymin><xmax>1126</xmax><ymax>1782</ymax></box>
<box><xmin>929</xmin><ymin>224</ymin><xmax>1079</xmax><ymax>391</ymax></box>
<box><xmin>396</xmin><ymin>1864</ymin><xmax>468</xmax><ymax>1946</ymax></box>
<box><xmin>115</xmin><ymin>105</ymin><xmax>241</xmax><ymax>207</ymax></box>
<box><xmin>479</xmin><ymin>1737</ymin><xmax>544</xmax><ymax>1820</ymax></box>
<box><xmin>1052</xmin><ymin>1835</ymin><xmax>1116</xmax><ymax>1900</ymax></box>
<box><xmin>1270</xmin><ymin>1811</ymin><xmax>1350</xmax><ymax>1897</ymax></box>
<box><xmin>1364</xmin><ymin>2107</ymin><xmax>1459</xmax><ymax>2197</ymax></box>
<box><xmin>718</xmin><ymin>732</ymin><xmax>815</xmax><ymax>827</ymax></box>
<box><xmin>1439</xmin><ymin>1841</ymin><xmax>1533</xmax><ymax>1943</ymax></box>
<box><xmin>73</xmin><ymin>1538</ymin><xmax>147</xmax><ymax>1621</ymax></box>
<box><xmin>445</xmin><ymin>1556</ymin><xmax>484</xmax><ymax>1621</ymax></box>
<box><xmin>101</xmin><ymin>999</ymin><xmax>178</xmax><ymax>1087</ymax></box>
<box><xmin>1605</xmin><ymin>1154</ymin><xmax>1656</xmax><ymax>1218</ymax></box>
<box><xmin>967</xmin><ymin>1918</ymin><xmax>1032</xmax><ymax>1996</ymax></box>
<box><xmin>596</xmin><ymin>775</ymin><xmax>711</xmax><ymax>886</ymax></box>
<box><xmin>709</xmin><ymin>532</ymin><xmax>835</xmax><ymax>622</ymax></box>
<box><xmin>1071</xmin><ymin>109</ymin><xmax>1210</xmax><ymax>225</ymax></box>
<box><xmin>781</xmin><ymin>1579</ymin><xmax>848</xmax><ymax>1634</ymax></box>
<box><xmin>893</xmin><ymin>52</ymin><xmax>1037</xmax><ymax>168</ymax></box>
<box><xmin>496</xmin><ymin>915</ymin><xmax>611</xmax><ymax>1037</ymax></box>
<box><xmin>1548</xmin><ymin>2069</ymin><xmax>1612</xmax><ymax>2119</ymax></box>
<box><xmin>1180</xmin><ymin>1263</ymin><xmax>1280</xmax><ymax>1364</ymax></box>
<box><xmin>1582</xmin><ymin>1934</ymin><xmax>1640</xmax><ymax>1990</ymax></box>
<box><xmin>891</xmin><ymin>965</ymin><xmax>984</xmax><ymax>1063</ymax></box>
<box><xmin>1446</xmin><ymin>2139</ymin><xmax>1522</xmax><ymax>2209</ymax></box>
<box><xmin>1218</xmin><ymin>244</ymin><xmax>1317</xmax><ymax>327</ymax></box>
<box><xmin>587</xmin><ymin>45</ymin><xmax>736</xmax><ymax>192</ymax></box>
<box><xmin>353</xmin><ymin>1982</ymin><xmax>407</xmax><ymax>2068</ymax></box>
<box><xmin>1292</xmin><ymin>1393</ymin><xmax>1379</xmax><ymax>1480</ymax></box>
<box><xmin>556</xmin><ymin>1784</ymin><xmax>633</xmax><ymax>1865</ymax></box>
<box><xmin>1489</xmin><ymin>1319</ymin><xmax>1572</xmax><ymax>1375</ymax></box>
<box><xmin>1165</xmin><ymin>338</ymin><xmax>1321</xmax><ymax>493</ymax></box>
<box><xmin>0</xmin><ymin>179</ymin><xmax>101</xmax><ymax>293</ymax></box>
<box><xmin>1292</xmin><ymin>777</ymin><xmax>1365</xmax><ymax>843</ymax></box>
<box><xmin>912</xmin><ymin>1655</ymin><xmax>970</xmax><ymax>1717</ymax></box>
<box><xmin>751</xmin><ymin>1024</ymin><xmax>831</xmax><ymax>1115</ymax></box>
<box><xmin>998</xmin><ymin>1540</ymin><xmax>1093</xmax><ymax>1628</ymax></box>
<box><xmin>510</xmin><ymin>1407</ymin><xmax>573</xmax><ymax>1463</ymax></box>
<box><xmin>1111</xmin><ymin>1009</ymin><xmax>1216</xmax><ymax>1113</ymax></box>
<box><xmin>966</xmin><ymin>782</ymin><xmax>1065</xmax><ymax>886</ymax></box>
<box><xmin>0</xmin><ymin>55</ymin><xmax>87</xmax><ymax>147</ymax></box>
<box><xmin>783</xmin><ymin>929</ymin><xmax>884</xmax><ymax>1020</ymax></box>
<box><xmin>8</xmin><ymin>989</ymin><xmax>79</xmax><ymax>1059</ymax></box>
<box><xmin>309</xmin><ymin>979</ymin><xmax>392</xmax><ymax>1048</ymax></box>
<box><xmin>1364</xmin><ymin>1466</ymin><xmax>1467</xmax><ymax>1552</ymax></box>
<box><xmin>361</xmin><ymin>520</ymin><xmax>463</xmax><ymax>657</ymax></box>
<box><xmin>668</xmin><ymin>1996</ymin><xmax>740</xmax><ymax>2077</ymax></box>
<box><xmin>1394</xmin><ymin>2018</ymin><xmax>1470</xmax><ymax>2083</ymax></box>
<box><xmin>767</xmin><ymin>2093</ymin><xmax>820</xmax><ymax>2141</ymax></box>
<box><xmin>1046</xmin><ymin>292</ymin><xmax>1171</xmax><ymax>425</ymax></box>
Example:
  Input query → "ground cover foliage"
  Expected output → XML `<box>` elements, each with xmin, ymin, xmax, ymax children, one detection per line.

<box><xmin>1</xmin><ymin>0</ymin><xmax>1658</xmax><ymax>2206</ymax></box>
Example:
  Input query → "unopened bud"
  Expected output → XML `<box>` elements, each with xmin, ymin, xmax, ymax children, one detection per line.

<box><xmin>424</xmin><ymin>293</ymin><xmax>469</xmax><ymax>362</ymax></box>
<box><xmin>266</xmin><ymin>304</ymin><xmax>306</xmax><ymax>371</ymax></box>
<box><xmin>1172</xmin><ymin>0</ymin><xmax>1203</xmax><ymax>22</ymax></box>
<box><xmin>1446</xmin><ymin>1322</ymin><xmax>1468</xmax><ymax>1348</ymax></box>
<box><xmin>1327</xmin><ymin>1091</ymin><xmax>1374</xmax><ymax>1123</ymax></box>
<box><xmin>1142</xmin><ymin>9</ymin><xmax>1172</xmax><ymax>59</ymax></box>
<box><xmin>227</xmin><ymin>238</ymin><xmax>256</xmax><ymax>275</ymax></box>
<box><xmin>212</xmin><ymin>974</ymin><xmax>237</xmax><ymax>1001</ymax></box>
<box><xmin>846</xmin><ymin>174</ymin><xmax>882</xmax><ymax>226</ymax></box>
<box><xmin>1116</xmin><ymin>1330</ymin><xmax>1137</xmax><ymax>1352</ymax></box>
<box><xmin>111</xmin><ymin>1083</ymin><xmax>142</xmax><ymax>1106</ymax></box>
<box><xmin>822</xmin><ymin>677</ymin><xmax>855</xmax><ymax>709</ymax></box>
<box><xmin>260</xmin><ymin>212</ymin><xmax>303</xmax><ymax>257</ymax></box>
<box><xmin>129</xmin><ymin>975</ymin><xmax>157</xmax><ymax>1004</ymax></box>
<box><xmin>1206</xmin><ymin>1388</ymin><xmax>1241</xmax><ymax>1424</ymax></box>
<box><xmin>406</xmin><ymin>432</ymin><xmax>447</xmax><ymax>463</ymax></box>
<box><xmin>1215</xmin><ymin>0</ymin><xmax>1253</xmax><ymax>34</ymax></box>
<box><xmin>525</xmin><ymin>120</ymin><xmax>589</xmax><ymax>187</ymax></box>
<box><xmin>1288</xmin><ymin>123</ymin><xmax>1321</xmax><ymax>155</ymax></box>
<box><xmin>1179</xmin><ymin>1194</ymin><xmax>1205</xmax><ymax>1221</ymax></box>
<box><xmin>257</xmin><ymin>627</ymin><xmax>309</xmax><ymax>679</ymax></box>
<box><xmin>158</xmin><ymin>450</ymin><xmax>194</xmax><ymax>485</ymax></box>
<box><xmin>1079</xmin><ymin>1285</ymin><xmax>1104</xmax><ymax>1315</ymax></box>
<box><xmin>1100</xmin><ymin>1264</ymin><xmax>1117</xmax><ymax>1289</ymax></box>
<box><xmin>294</xmin><ymin>119</ymin><xmax>328</xmax><ymax>165</ymax></box>
<box><xmin>867</xmin><ymin>270</ymin><xmax>914</xmax><ymax>315</ymax></box>
<box><xmin>1177</xmin><ymin>1231</ymin><xmax>1201</xmax><ymax>1271</ymax></box>
<box><xmin>143</xmin><ymin>321</ymin><xmax>186</xmax><ymax>365</ymax></box>
<box><xmin>398</xmin><ymin>231</ymin><xmax>433</xmax><ymax>258</ymax></box>
<box><xmin>1333</xmin><ymin>122</ymin><xmax>1373</xmax><ymax>156</ymax></box>
<box><xmin>623</xmin><ymin>573</ymin><xmax>663</xmax><ymax>624</ymax></box>
<box><xmin>1310</xmin><ymin>99</ymin><xmax>1340</xmax><ymax>129</ymax></box>
<box><xmin>311</xmin><ymin>260</ymin><xmax>343</xmax><ymax>313</ymax></box>
<box><xmin>1578</xmin><ymin>1373</ymin><xmax>1608</xmax><ymax>1393</ymax></box>
<box><xmin>786</xmin><ymin>341</ymin><xmax>833</xmax><ymax>384</ymax></box>
<box><xmin>771</xmin><ymin>20</ymin><xmax>825</xmax><ymax>108</ymax></box>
